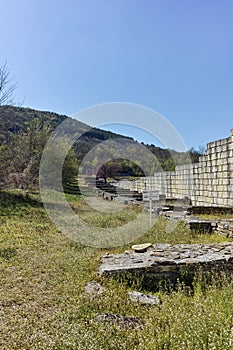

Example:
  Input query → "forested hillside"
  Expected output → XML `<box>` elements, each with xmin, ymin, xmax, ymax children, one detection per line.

<box><xmin>0</xmin><ymin>105</ymin><xmax>129</xmax><ymax>145</ymax></box>
<box><xmin>0</xmin><ymin>106</ymin><xmax>200</xmax><ymax>190</ymax></box>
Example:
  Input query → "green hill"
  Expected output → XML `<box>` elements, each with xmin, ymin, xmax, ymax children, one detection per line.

<box><xmin>0</xmin><ymin>105</ymin><xmax>128</xmax><ymax>145</ymax></box>
<box><xmin>0</xmin><ymin>105</ymin><xmax>200</xmax><ymax>190</ymax></box>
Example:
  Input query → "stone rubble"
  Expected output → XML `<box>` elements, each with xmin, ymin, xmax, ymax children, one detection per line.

<box><xmin>128</xmin><ymin>291</ymin><xmax>161</xmax><ymax>305</ymax></box>
<box><xmin>131</xmin><ymin>243</ymin><xmax>152</xmax><ymax>253</ymax></box>
<box><xmin>84</xmin><ymin>281</ymin><xmax>105</xmax><ymax>296</ymax></box>
<box><xmin>160</xmin><ymin>209</ymin><xmax>233</xmax><ymax>237</ymax></box>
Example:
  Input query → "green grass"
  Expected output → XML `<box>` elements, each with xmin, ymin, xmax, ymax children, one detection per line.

<box><xmin>196</xmin><ymin>213</ymin><xmax>233</xmax><ymax>220</ymax></box>
<box><xmin>0</xmin><ymin>190</ymin><xmax>233</xmax><ymax>349</ymax></box>
<box><xmin>78</xmin><ymin>204</ymin><xmax>142</xmax><ymax>228</ymax></box>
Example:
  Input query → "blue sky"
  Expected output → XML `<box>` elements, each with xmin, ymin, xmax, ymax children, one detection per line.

<box><xmin>1</xmin><ymin>0</ymin><xmax>233</xmax><ymax>150</ymax></box>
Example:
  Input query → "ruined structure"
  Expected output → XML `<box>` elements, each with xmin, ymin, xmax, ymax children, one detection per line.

<box><xmin>100</xmin><ymin>243</ymin><xmax>233</xmax><ymax>289</ymax></box>
<box><xmin>119</xmin><ymin>129</ymin><xmax>233</xmax><ymax>207</ymax></box>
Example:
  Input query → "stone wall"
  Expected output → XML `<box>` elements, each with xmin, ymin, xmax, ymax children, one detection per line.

<box><xmin>100</xmin><ymin>242</ymin><xmax>233</xmax><ymax>290</ymax></box>
<box><xmin>124</xmin><ymin>129</ymin><xmax>233</xmax><ymax>207</ymax></box>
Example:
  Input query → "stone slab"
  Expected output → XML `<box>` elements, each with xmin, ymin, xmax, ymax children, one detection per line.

<box><xmin>100</xmin><ymin>243</ymin><xmax>233</xmax><ymax>289</ymax></box>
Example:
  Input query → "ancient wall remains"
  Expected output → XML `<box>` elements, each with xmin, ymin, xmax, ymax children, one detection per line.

<box><xmin>100</xmin><ymin>242</ymin><xmax>233</xmax><ymax>289</ymax></box>
<box><xmin>127</xmin><ymin>129</ymin><xmax>233</xmax><ymax>207</ymax></box>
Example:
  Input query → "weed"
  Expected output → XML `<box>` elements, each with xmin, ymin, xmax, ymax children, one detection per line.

<box><xmin>0</xmin><ymin>190</ymin><xmax>233</xmax><ymax>349</ymax></box>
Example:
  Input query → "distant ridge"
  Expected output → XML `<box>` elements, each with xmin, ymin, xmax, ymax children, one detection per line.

<box><xmin>0</xmin><ymin>105</ymin><xmax>200</xmax><ymax>171</ymax></box>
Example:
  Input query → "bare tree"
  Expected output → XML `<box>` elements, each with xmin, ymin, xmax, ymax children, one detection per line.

<box><xmin>0</xmin><ymin>62</ymin><xmax>17</xmax><ymax>106</ymax></box>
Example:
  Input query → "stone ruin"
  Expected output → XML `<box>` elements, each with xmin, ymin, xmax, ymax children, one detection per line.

<box><xmin>117</xmin><ymin>128</ymin><xmax>233</xmax><ymax>208</ymax></box>
<box><xmin>96</xmin><ymin>131</ymin><xmax>233</xmax><ymax>289</ymax></box>
<box><xmin>100</xmin><ymin>243</ymin><xmax>233</xmax><ymax>290</ymax></box>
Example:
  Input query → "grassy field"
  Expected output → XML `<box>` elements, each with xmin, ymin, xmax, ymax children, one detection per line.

<box><xmin>0</xmin><ymin>190</ymin><xmax>233</xmax><ymax>349</ymax></box>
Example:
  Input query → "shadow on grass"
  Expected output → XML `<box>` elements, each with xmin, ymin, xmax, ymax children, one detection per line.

<box><xmin>109</xmin><ymin>265</ymin><xmax>233</xmax><ymax>296</ymax></box>
<box><xmin>0</xmin><ymin>190</ymin><xmax>42</xmax><ymax>207</ymax></box>
<box><xmin>0</xmin><ymin>190</ymin><xmax>44</xmax><ymax>217</ymax></box>
<box><xmin>0</xmin><ymin>247</ymin><xmax>17</xmax><ymax>260</ymax></box>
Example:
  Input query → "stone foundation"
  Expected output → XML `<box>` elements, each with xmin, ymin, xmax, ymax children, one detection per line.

<box><xmin>100</xmin><ymin>243</ymin><xmax>233</xmax><ymax>290</ymax></box>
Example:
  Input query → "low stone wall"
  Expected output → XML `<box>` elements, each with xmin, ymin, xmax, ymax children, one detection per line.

<box><xmin>100</xmin><ymin>243</ymin><xmax>233</xmax><ymax>290</ymax></box>
<box><xmin>127</xmin><ymin>129</ymin><xmax>233</xmax><ymax>207</ymax></box>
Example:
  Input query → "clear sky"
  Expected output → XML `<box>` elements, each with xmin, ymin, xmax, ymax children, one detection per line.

<box><xmin>1</xmin><ymin>0</ymin><xmax>233</xmax><ymax>150</ymax></box>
